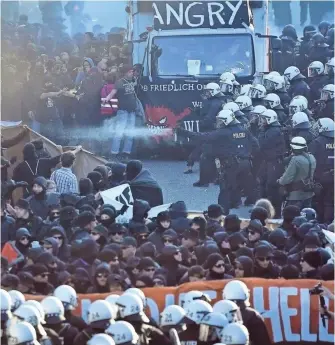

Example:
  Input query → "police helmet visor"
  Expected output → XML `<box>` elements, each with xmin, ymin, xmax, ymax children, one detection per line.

<box><xmin>233</xmin><ymin>84</ymin><xmax>241</xmax><ymax>96</ymax></box>
<box><xmin>289</xmin><ymin>105</ymin><xmax>298</xmax><ymax>116</ymax></box>
<box><xmin>263</xmin><ymin>78</ymin><xmax>276</xmax><ymax>91</ymax></box>
<box><xmin>264</xmin><ymin>99</ymin><xmax>274</xmax><ymax>108</ymax></box>
<box><xmin>248</xmin><ymin>87</ymin><xmax>261</xmax><ymax>99</ymax></box>
<box><xmin>221</xmin><ymin>83</ymin><xmax>233</xmax><ymax>94</ymax></box>
<box><xmin>202</xmin><ymin>88</ymin><xmax>214</xmax><ymax>99</ymax></box>
<box><xmin>321</xmin><ymin>90</ymin><xmax>333</xmax><ymax>101</ymax></box>
<box><xmin>308</xmin><ymin>67</ymin><xmax>320</xmax><ymax>77</ymax></box>
<box><xmin>199</xmin><ymin>324</ymin><xmax>219</xmax><ymax>342</ymax></box>
<box><xmin>325</xmin><ymin>64</ymin><xmax>334</xmax><ymax>75</ymax></box>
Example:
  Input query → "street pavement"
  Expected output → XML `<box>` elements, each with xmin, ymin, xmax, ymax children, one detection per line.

<box><xmin>143</xmin><ymin>160</ymin><xmax>253</xmax><ymax>219</ymax></box>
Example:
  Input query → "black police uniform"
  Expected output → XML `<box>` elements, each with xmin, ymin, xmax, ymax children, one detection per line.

<box><xmin>273</xmin><ymin>104</ymin><xmax>289</xmax><ymax>125</ymax></box>
<box><xmin>314</xmin><ymin>99</ymin><xmax>334</xmax><ymax>120</ymax></box>
<box><xmin>308</xmin><ymin>74</ymin><xmax>329</xmax><ymax>102</ymax></box>
<box><xmin>258</xmin><ymin>121</ymin><xmax>286</xmax><ymax>217</ymax></box>
<box><xmin>274</xmin><ymin>90</ymin><xmax>291</xmax><ymax>114</ymax></box>
<box><xmin>292</xmin><ymin>126</ymin><xmax>316</xmax><ymax>144</ymax></box>
<box><xmin>309</xmin><ymin>131</ymin><xmax>334</xmax><ymax>223</ymax></box>
<box><xmin>288</xmin><ymin>76</ymin><xmax>311</xmax><ymax>100</ymax></box>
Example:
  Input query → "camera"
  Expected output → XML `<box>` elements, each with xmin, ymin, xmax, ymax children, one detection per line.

<box><xmin>309</xmin><ymin>282</ymin><xmax>323</xmax><ymax>295</ymax></box>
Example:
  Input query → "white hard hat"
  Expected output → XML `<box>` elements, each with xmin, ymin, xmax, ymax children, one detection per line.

<box><xmin>124</xmin><ymin>288</ymin><xmax>147</xmax><ymax>308</ymax></box>
<box><xmin>8</xmin><ymin>291</ymin><xmax>25</xmax><ymax>312</ymax></box>
<box><xmin>1</xmin><ymin>289</ymin><xmax>12</xmax><ymax>321</ymax></box>
<box><xmin>317</xmin><ymin>118</ymin><xmax>335</xmax><ymax>137</ymax></box>
<box><xmin>292</xmin><ymin>112</ymin><xmax>310</xmax><ymax>129</ymax></box>
<box><xmin>7</xmin><ymin>321</ymin><xmax>39</xmax><ymax>345</ymax></box>
<box><xmin>87</xmin><ymin>300</ymin><xmax>114</xmax><ymax>326</ymax></box>
<box><xmin>290</xmin><ymin>136</ymin><xmax>307</xmax><ymax>150</ymax></box>
<box><xmin>180</xmin><ymin>290</ymin><xmax>210</xmax><ymax>309</ymax></box>
<box><xmin>289</xmin><ymin>98</ymin><xmax>307</xmax><ymax>116</ymax></box>
<box><xmin>222</xmin><ymin>280</ymin><xmax>249</xmax><ymax>302</ymax></box>
<box><xmin>105</xmin><ymin>294</ymin><xmax>120</xmax><ymax>319</ymax></box>
<box><xmin>217</xmin><ymin>109</ymin><xmax>235</xmax><ymax>126</ymax></box>
<box><xmin>221</xmin><ymin>323</ymin><xmax>249</xmax><ymax>345</ymax></box>
<box><xmin>185</xmin><ymin>300</ymin><xmax>213</xmax><ymax>324</ymax></box>
<box><xmin>321</xmin><ymin>84</ymin><xmax>335</xmax><ymax>101</ymax></box>
<box><xmin>24</xmin><ymin>301</ymin><xmax>45</xmax><ymax>324</ymax></box>
<box><xmin>13</xmin><ymin>305</ymin><xmax>43</xmax><ymax>327</ymax></box>
<box><xmin>160</xmin><ymin>305</ymin><xmax>186</xmax><ymax>328</ymax></box>
<box><xmin>263</xmin><ymin>93</ymin><xmax>281</xmax><ymax>109</ymax></box>
<box><xmin>41</xmin><ymin>296</ymin><xmax>65</xmax><ymax>324</ymax></box>
<box><xmin>204</xmin><ymin>82</ymin><xmax>221</xmax><ymax>97</ymax></box>
<box><xmin>88</xmin><ymin>334</ymin><xmax>115</xmax><ymax>345</ymax></box>
<box><xmin>325</xmin><ymin>57</ymin><xmax>334</xmax><ymax>74</ymax></box>
<box><xmin>308</xmin><ymin>61</ymin><xmax>324</xmax><ymax>77</ymax></box>
<box><xmin>105</xmin><ymin>320</ymin><xmax>139</xmax><ymax>345</ymax></box>
<box><xmin>263</xmin><ymin>74</ymin><xmax>285</xmax><ymax>91</ymax></box>
<box><xmin>260</xmin><ymin>109</ymin><xmax>278</xmax><ymax>125</ymax></box>
<box><xmin>235</xmin><ymin>95</ymin><xmax>253</xmax><ymax>110</ymax></box>
<box><xmin>250</xmin><ymin>105</ymin><xmax>266</xmax><ymax>115</ymax></box>
<box><xmin>240</xmin><ymin>84</ymin><xmax>252</xmax><ymax>96</ymax></box>
<box><xmin>284</xmin><ymin>66</ymin><xmax>301</xmax><ymax>82</ymax></box>
<box><xmin>248</xmin><ymin>84</ymin><xmax>267</xmax><ymax>99</ymax></box>
<box><xmin>213</xmin><ymin>300</ymin><xmax>242</xmax><ymax>323</ymax></box>
<box><xmin>223</xmin><ymin>102</ymin><xmax>240</xmax><ymax>113</ymax></box>
<box><xmin>53</xmin><ymin>285</ymin><xmax>78</xmax><ymax>311</ymax></box>
<box><xmin>220</xmin><ymin>72</ymin><xmax>235</xmax><ymax>82</ymax></box>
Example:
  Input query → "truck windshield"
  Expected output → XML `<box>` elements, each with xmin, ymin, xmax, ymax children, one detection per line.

<box><xmin>151</xmin><ymin>34</ymin><xmax>254</xmax><ymax>77</ymax></box>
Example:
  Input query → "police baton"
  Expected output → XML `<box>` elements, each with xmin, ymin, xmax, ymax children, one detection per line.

<box><xmin>169</xmin><ymin>328</ymin><xmax>181</xmax><ymax>345</ymax></box>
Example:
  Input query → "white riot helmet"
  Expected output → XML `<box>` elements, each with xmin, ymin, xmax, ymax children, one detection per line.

<box><xmin>221</xmin><ymin>323</ymin><xmax>249</xmax><ymax>345</ymax></box>
<box><xmin>204</xmin><ymin>82</ymin><xmax>221</xmax><ymax>98</ymax></box>
<box><xmin>106</xmin><ymin>321</ymin><xmax>139</xmax><ymax>345</ymax></box>
<box><xmin>235</xmin><ymin>95</ymin><xmax>253</xmax><ymax>111</ymax></box>
<box><xmin>292</xmin><ymin>112</ymin><xmax>310</xmax><ymax>129</ymax></box>
<box><xmin>321</xmin><ymin>84</ymin><xmax>335</xmax><ymax>101</ymax></box>
<box><xmin>41</xmin><ymin>296</ymin><xmax>65</xmax><ymax>324</ymax></box>
<box><xmin>105</xmin><ymin>294</ymin><xmax>120</xmax><ymax>319</ymax></box>
<box><xmin>13</xmin><ymin>305</ymin><xmax>43</xmax><ymax>327</ymax></box>
<box><xmin>289</xmin><ymin>98</ymin><xmax>307</xmax><ymax>116</ymax></box>
<box><xmin>325</xmin><ymin>57</ymin><xmax>334</xmax><ymax>75</ymax></box>
<box><xmin>88</xmin><ymin>334</ymin><xmax>115</xmax><ymax>345</ymax></box>
<box><xmin>199</xmin><ymin>312</ymin><xmax>229</xmax><ymax>342</ymax></box>
<box><xmin>7</xmin><ymin>321</ymin><xmax>39</xmax><ymax>345</ymax></box>
<box><xmin>87</xmin><ymin>300</ymin><xmax>115</xmax><ymax>328</ymax></box>
<box><xmin>223</xmin><ymin>102</ymin><xmax>240</xmax><ymax>113</ymax></box>
<box><xmin>260</xmin><ymin>109</ymin><xmax>278</xmax><ymax>125</ymax></box>
<box><xmin>116</xmin><ymin>293</ymin><xmax>149</xmax><ymax>322</ymax></box>
<box><xmin>268</xmin><ymin>71</ymin><xmax>281</xmax><ymax>77</ymax></box>
<box><xmin>1</xmin><ymin>289</ymin><xmax>12</xmax><ymax>321</ymax></box>
<box><xmin>284</xmin><ymin>66</ymin><xmax>301</xmax><ymax>82</ymax></box>
<box><xmin>160</xmin><ymin>305</ymin><xmax>187</xmax><ymax>331</ymax></box>
<box><xmin>290</xmin><ymin>136</ymin><xmax>307</xmax><ymax>150</ymax></box>
<box><xmin>217</xmin><ymin>110</ymin><xmax>235</xmax><ymax>126</ymax></box>
<box><xmin>308</xmin><ymin>61</ymin><xmax>324</xmax><ymax>77</ymax></box>
<box><xmin>53</xmin><ymin>285</ymin><xmax>78</xmax><ymax>311</ymax></box>
<box><xmin>185</xmin><ymin>300</ymin><xmax>213</xmax><ymax>325</ymax></box>
<box><xmin>250</xmin><ymin>105</ymin><xmax>266</xmax><ymax>116</ymax></box>
<box><xmin>240</xmin><ymin>84</ymin><xmax>252</xmax><ymax>96</ymax></box>
<box><xmin>220</xmin><ymin>72</ymin><xmax>235</xmax><ymax>82</ymax></box>
<box><xmin>221</xmin><ymin>78</ymin><xmax>234</xmax><ymax>94</ymax></box>
<box><xmin>263</xmin><ymin>93</ymin><xmax>281</xmax><ymax>109</ymax></box>
<box><xmin>24</xmin><ymin>301</ymin><xmax>45</xmax><ymax>324</ymax></box>
<box><xmin>248</xmin><ymin>84</ymin><xmax>266</xmax><ymax>99</ymax></box>
<box><xmin>222</xmin><ymin>280</ymin><xmax>250</xmax><ymax>303</ymax></box>
<box><xmin>8</xmin><ymin>291</ymin><xmax>25</xmax><ymax>312</ymax></box>
<box><xmin>124</xmin><ymin>288</ymin><xmax>147</xmax><ymax>308</ymax></box>
<box><xmin>212</xmin><ymin>300</ymin><xmax>242</xmax><ymax>324</ymax></box>
<box><xmin>263</xmin><ymin>74</ymin><xmax>285</xmax><ymax>91</ymax></box>
<box><xmin>292</xmin><ymin>95</ymin><xmax>308</xmax><ymax>109</ymax></box>
<box><xmin>180</xmin><ymin>290</ymin><xmax>210</xmax><ymax>309</ymax></box>
<box><xmin>317</xmin><ymin>118</ymin><xmax>335</xmax><ymax>137</ymax></box>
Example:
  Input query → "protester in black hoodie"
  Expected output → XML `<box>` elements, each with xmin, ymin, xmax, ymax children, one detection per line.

<box><xmin>169</xmin><ymin>201</ymin><xmax>189</xmax><ymax>235</ymax></box>
<box><xmin>30</xmin><ymin>263</ymin><xmax>54</xmax><ymax>295</ymax></box>
<box><xmin>59</xmin><ymin>206</ymin><xmax>77</xmax><ymax>240</ymax></box>
<box><xmin>87</xmin><ymin>262</ymin><xmax>111</xmax><ymax>293</ymax></box>
<box><xmin>234</xmin><ymin>256</ymin><xmax>254</xmax><ymax>278</ymax></box>
<box><xmin>253</xmin><ymin>245</ymin><xmax>280</xmax><ymax>278</ymax></box>
<box><xmin>203</xmin><ymin>253</ymin><xmax>233</xmax><ymax>280</ymax></box>
<box><xmin>48</xmin><ymin>226</ymin><xmax>71</xmax><ymax>262</ymax></box>
<box><xmin>205</xmin><ymin>204</ymin><xmax>225</xmax><ymax>236</ymax></box>
<box><xmin>14</xmin><ymin>198</ymin><xmax>43</xmax><ymax>240</ymax></box>
<box><xmin>93</xmin><ymin>165</ymin><xmax>110</xmax><ymax>189</ymax></box>
<box><xmin>1</xmin><ymin>203</ymin><xmax>15</xmax><ymax>246</ymax></box>
<box><xmin>105</xmin><ymin>162</ymin><xmax>126</xmax><ymax>188</ymax></box>
<box><xmin>87</xmin><ymin>171</ymin><xmax>104</xmax><ymax>193</ymax></box>
<box><xmin>99</xmin><ymin>207</ymin><xmax>117</xmax><ymax>228</ymax></box>
<box><xmin>300</xmin><ymin>250</ymin><xmax>322</xmax><ymax>279</ymax></box>
<box><xmin>35</xmin><ymin>251</ymin><xmax>61</xmax><ymax>287</ymax></box>
<box><xmin>147</xmin><ymin>211</ymin><xmax>171</xmax><ymax>251</ymax></box>
<box><xmin>79</xmin><ymin>177</ymin><xmax>94</xmax><ymax>196</ymax></box>
<box><xmin>128</xmin><ymin>199</ymin><xmax>151</xmax><ymax>235</ymax></box>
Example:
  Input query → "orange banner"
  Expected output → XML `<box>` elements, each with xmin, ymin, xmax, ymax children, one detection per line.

<box><xmin>26</xmin><ymin>278</ymin><xmax>334</xmax><ymax>344</ymax></box>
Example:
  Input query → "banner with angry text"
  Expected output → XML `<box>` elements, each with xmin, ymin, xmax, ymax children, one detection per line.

<box><xmin>27</xmin><ymin>278</ymin><xmax>334</xmax><ymax>345</ymax></box>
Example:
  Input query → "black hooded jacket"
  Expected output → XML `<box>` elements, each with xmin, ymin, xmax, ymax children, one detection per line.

<box><xmin>47</xmin><ymin>226</ymin><xmax>71</xmax><ymax>261</ymax></box>
<box><xmin>169</xmin><ymin>201</ymin><xmax>190</xmax><ymax>234</ymax></box>
<box><xmin>128</xmin><ymin>199</ymin><xmax>151</xmax><ymax>235</ymax></box>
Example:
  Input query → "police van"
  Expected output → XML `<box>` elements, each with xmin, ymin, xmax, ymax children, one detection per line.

<box><xmin>126</xmin><ymin>0</ymin><xmax>276</xmax><ymax>148</ymax></box>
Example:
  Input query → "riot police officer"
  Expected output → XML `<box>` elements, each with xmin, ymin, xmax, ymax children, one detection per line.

<box><xmin>309</xmin><ymin>118</ymin><xmax>334</xmax><ymax>223</ymax></box>
<box><xmin>263</xmin><ymin>93</ymin><xmax>288</xmax><ymax>124</ymax></box>
<box><xmin>325</xmin><ymin>57</ymin><xmax>335</xmax><ymax>84</ymax></box>
<box><xmin>284</xmin><ymin>66</ymin><xmax>311</xmax><ymax>100</ymax></box>
<box><xmin>263</xmin><ymin>74</ymin><xmax>291</xmax><ymax>113</ymax></box>
<box><xmin>314</xmin><ymin>84</ymin><xmax>334</xmax><ymax>120</ymax></box>
<box><xmin>298</xmin><ymin>25</ymin><xmax>317</xmax><ymax>74</ymax></box>
<box><xmin>307</xmin><ymin>61</ymin><xmax>329</xmax><ymax>102</ymax></box>
<box><xmin>235</xmin><ymin>95</ymin><xmax>254</xmax><ymax>119</ymax></box>
<box><xmin>248</xmin><ymin>84</ymin><xmax>267</xmax><ymax>107</ymax></box>
<box><xmin>291</xmin><ymin>112</ymin><xmax>315</xmax><ymax>144</ymax></box>
<box><xmin>257</xmin><ymin>109</ymin><xmax>286</xmax><ymax>217</ymax></box>
<box><xmin>219</xmin><ymin>72</ymin><xmax>236</xmax><ymax>102</ymax></box>
<box><xmin>223</xmin><ymin>102</ymin><xmax>249</xmax><ymax>130</ymax></box>
<box><xmin>308</xmin><ymin>33</ymin><xmax>333</xmax><ymax>65</ymax></box>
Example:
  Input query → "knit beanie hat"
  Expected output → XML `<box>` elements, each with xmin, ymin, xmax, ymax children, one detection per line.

<box><xmin>207</xmin><ymin>204</ymin><xmax>224</xmax><ymax>218</ymax></box>
<box><xmin>126</xmin><ymin>160</ymin><xmax>143</xmax><ymax>181</ymax></box>
<box><xmin>74</xmin><ymin>211</ymin><xmax>95</xmax><ymax>228</ymax></box>
<box><xmin>98</xmin><ymin>249</ymin><xmax>118</xmax><ymax>263</ymax></box>
<box><xmin>228</xmin><ymin>232</ymin><xmax>247</xmax><ymax>251</ymax></box>
<box><xmin>136</xmin><ymin>242</ymin><xmax>157</xmax><ymax>258</ymax></box>
<box><xmin>224</xmin><ymin>214</ymin><xmax>241</xmax><ymax>232</ymax></box>
<box><xmin>1</xmin><ymin>274</ymin><xmax>19</xmax><ymax>289</ymax></box>
<box><xmin>320</xmin><ymin>263</ymin><xmax>334</xmax><ymax>281</ymax></box>
<box><xmin>235</xmin><ymin>256</ymin><xmax>254</xmax><ymax>277</ymax></box>
<box><xmin>15</xmin><ymin>228</ymin><xmax>31</xmax><ymax>241</ymax></box>
<box><xmin>254</xmin><ymin>245</ymin><xmax>273</xmax><ymax>258</ymax></box>
<box><xmin>268</xmin><ymin>228</ymin><xmax>287</xmax><ymax>250</ymax></box>
<box><xmin>248</xmin><ymin>219</ymin><xmax>264</xmax><ymax>234</ymax></box>
<box><xmin>235</xmin><ymin>246</ymin><xmax>254</xmax><ymax>259</ymax></box>
<box><xmin>87</xmin><ymin>171</ymin><xmax>103</xmax><ymax>190</ymax></box>
<box><xmin>79</xmin><ymin>178</ymin><xmax>94</xmax><ymax>196</ymax></box>
<box><xmin>59</xmin><ymin>206</ymin><xmax>77</xmax><ymax>221</ymax></box>
<box><xmin>30</xmin><ymin>263</ymin><xmax>49</xmax><ymax>276</ymax></box>
<box><xmin>33</xmin><ymin>176</ymin><xmax>47</xmax><ymax>190</ymax></box>
<box><xmin>303</xmin><ymin>233</ymin><xmax>321</xmax><ymax>248</ymax></box>
<box><xmin>17</xmin><ymin>271</ymin><xmax>35</xmax><ymax>288</ymax></box>
<box><xmin>213</xmin><ymin>231</ymin><xmax>229</xmax><ymax>245</ymax></box>
<box><xmin>79</xmin><ymin>204</ymin><xmax>95</xmax><ymax>214</ymax></box>
<box><xmin>157</xmin><ymin>211</ymin><xmax>171</xmax><ymax>223</ymax></box>
<box><xmin>135</xmin><ymin>275</ymin><xmax>154</xmax><ymax>287</ymax></box>
<box><xmin>203</xmin><ymin>253</ymin><xmax>224</xmax><ymax>270</ymax></box>
<box><xmin>138</xmin><ymin>257</ymin><xmax>157</xmax><ymax>271</ymax></box>
<box><xmin>297</xmin><ymin>223</ymin><xmax>315</xmax><ymax>240</ymax></box>
<box><xmin>282</xmin><ymin>205</ymin><xmax>300</xmax><ymax>223</ymax></box>
<box><xmin>280</xmin><ymin>264</ymin><xmax>300</xmax><ymax>279</ymax></box>
<box><xmin>303</xmin><ymin>251</ymin><xmax>322</xmax><ymax>268</ymax></box>
<box><xmin>250</xmin><ymin>207</ymin><xmax>268</xmax><ymax>226</ymax></box>
<box><xmin>16</xmin><ymin>199</ymin><xmax>30</xmax><ymax>211</ymax></box>
<box><xmin>162</xmin><ymin>229</ymin><xmax>178</xmax><ymax>241</ymax></box>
